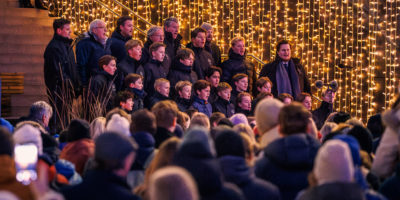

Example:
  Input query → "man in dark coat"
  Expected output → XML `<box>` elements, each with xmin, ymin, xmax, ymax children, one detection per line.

<box><xmin>259</xmin><ymin>40</ymin><xmax>311</xmax><ymax>98</ymax></box>
<box><xmin>61</xmin><ymin>132</ymin><xmax>140</xmax><ymax>200</ymax></box>
<box><xmin>201</xmin><ymin>22</ymin><xmax>222</xmax><ymax>67</ymax></box>
<box><xmin>163</xmin><ymin>17</ymin><xmax>182</xmax><ymax>65</ymax></box>
<box><xmin>44</xmin><ymin>18</ymin><xmax>80</xmax><ymax>132</ymax></box>
<box><xmin>255</xmin><ymin>102</ymin><xmax>320</xmax><ymax>200</ymax></box>
<box><xmin>187</xmin><ymin>27</ymin><xmax>215</xmax><ymax>80</ymax></box>
<box><xmin>76</xmin><ymin>19</ymin><xmax>111</xmax><ymax>87</ymax></box>
<box><xmin>109</xmin><ymin>16</ymin><xmax>133</xmax><ymax>63</ymax></box>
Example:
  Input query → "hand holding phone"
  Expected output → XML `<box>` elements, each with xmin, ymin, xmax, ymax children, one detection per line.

<box><xmin>14</xmin><ymin>144</ymin><xmax>38</xmax><ymax>185</ymax></box>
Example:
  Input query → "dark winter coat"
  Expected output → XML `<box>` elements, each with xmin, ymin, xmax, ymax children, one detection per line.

<box><xmin>173</xmin><ymin>135</ymin><xmax>245</xmax><ymax>200</ymax></box>
<box><xmin>109</xmin><ymin>31</ymin><xmax>131</xmax><ymax>63</ymax></box>
<box><xmin>168</xmin><ymin>60</ymin><xmax>197</xmax><ymax>88</ymax></box>
<box><xmin>44</xmin><ymin>34</ymin><xmax>81</xmax><ymax>93</ymax></box>
<box><xmin>209</xmin><ymin>87</ymin><xmax>219</xmax><ymax>104</ymax></box>
<box><xmin>154</xmin><ymin>127</ymin><xmax>174</xmax><ymax>148</ymax></box>
<box><xmin>176</xmin><ymin>97</ymin><xmax>192</xmax><ymax>112</ymax></box>
<box><xmin>212</xmin><ymin>97</ymin><xmax>235</xmax><ymax>118</ymax></box>
<box><xmin>235</xmin><ymin>107</ymin><xmax>252</xmax><ymax>117</ymax></box>
<box><xmin>255</xmin><ymin>133</ymin><xmax>320</xmax><ymax>200</ymax></box>
<box><xmin>144</xmin><ymin>59</ymin><xmax>168</xmax><ymax>94</ymax></box>
<box><xmin>164</xmin><ymin>31</ymin><xmax>182</xmax><ymax>63</ymax></box>
<box><xmin>89</xmin><ymin>71</ymin><xmax>116</xmax><ymax>111</ymax></box>
<box><xmin>131</xmin><ymin>131</ymin><xmax>155</xmax><ymax>170</ymax></box>
<box><xmin>127</xmin><ymin>88</ymin><xmax>146</xmax><ymax>112</ymax></box>
<box><xmin>187</xmin><ymin>42</ymin><xmax>215</xmax><ymax>80</ymax></box>
<box><xmin>146</xmin><ymin>91</ymin><xmax>169</xmax><ymax>109</ymax></box>
<box><xmin>205</xmin><ymin>41</ymin><xmax>222</xmax><ymax>67</ymax></box>
<box><xmin>191</xmin><ymin>96</ymin><xmax>212</xmax><ymax>117</ymax></box>
<box><xmin>117</xmin><ymin>56</ymin><xmax>144</xmax><ymax>90</ymax></box>
<box><xmin>259</xmin><ymin>57</ymin><xmax>311</xmax><ymax>98</ymax></box>
<box><xmin>221</xmin><ymin>49</ymin><xmax>255</xmax><ymax>92</ymax></box>
<box><xmin>297</xmin><ymin>182</ymin><xmax>365</xmax><ymax>200</ymax></box>
<box><xmin>379</xmin><ymin>163</ymin><xmax>400</xmax><ymax>200</ymax></box>
<box><xmin>76</xmin><ymin>32</ymin><xmax>111</xmax><ymax>86</ymax></box>
<box><xmin>312</xmin><ymin>101</ymin><xmax>334</xmax><ymax>130</ymax></box>
<box><xmin>219</xmin><ymin>155</ymin><xmax>281</xmax><ymax>200</ymax></box>
<box><xmin>61</xmin><ymin>169</ymin><xmax>140</xmax><ymax>200</ymax></box>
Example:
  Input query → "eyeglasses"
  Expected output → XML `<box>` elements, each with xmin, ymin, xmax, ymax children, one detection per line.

<box><xmin>95</xmin><ymin>26</ymin><xmax>107</xmax><ymax>30</ymax></box>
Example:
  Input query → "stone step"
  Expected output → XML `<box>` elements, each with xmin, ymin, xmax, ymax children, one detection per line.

<box><xmin>0</xmin><ymin>64</ymin><xmax>43</xmax><ymax>74</ymax></box>
<box><xmin>0</xmin><ymin>0</ymin><xmax>19</xmax><ymax>8</ymax></box>
<box><xmin>0</xmin><ymin>25</ymin><xmax>53</xmax><ymax>35</ymax></box>
<box><xmin>0</xmin><ymin>8</ymin><xmax>50</xmax><ymax>18</ymax></box>
<box><xmin>0</xmin><ymin>17</ymin><xmax>54</xmax><ymax>26</ymax></box>
<box><xmin>0</xmin><ymin>53</ymin><xmax>44</xmax><ymax>64</ymax></box>
<box><xmin>0</xmin><ymin>33</ymin><xmax>53</xmax><ymax>45</ymax></box>
<box><xmin>0</xmin><ymin>44</ymin><xmax>47</xmax><ymax>54</ymax></box>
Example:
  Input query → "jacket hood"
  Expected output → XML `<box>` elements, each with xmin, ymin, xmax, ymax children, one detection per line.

<box><xmin>219</xmin><ymin>155</ymin><xmax>251</xmax><ymax>186</ymax></box>
<box><xmin>228</xmin><ymin>48</ymin><xmax>245</xmax><ymax>61</ymax></box>
<box><xmin>264</xmin><ymin>134</ymin><xmax>320</xmax><ymax>169</ymax></box>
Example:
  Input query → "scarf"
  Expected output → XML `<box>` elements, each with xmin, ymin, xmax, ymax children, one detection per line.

<box><xmin>276</xmin><ymin>59</ymin><xmax>301</xmax><ymax>98</ymax></box>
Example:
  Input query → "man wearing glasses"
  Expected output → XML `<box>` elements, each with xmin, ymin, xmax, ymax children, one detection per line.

<box><xmin>76</xmin><ymin>19</ymin><xmax>112</xmax><ymax>87</ymax></box>
<box><xmin>141</xmin><ymin>26</ymin><xmax>171</xmax><ymax>71</ymax></box>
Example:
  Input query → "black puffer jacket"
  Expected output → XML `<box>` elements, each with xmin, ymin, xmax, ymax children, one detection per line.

<box><xmin>89</xmin><ymin>71</ymin><xmax>116</xmax><ymax>111</ymax></box>
<box><xmin>212</xmin><ymin>97</ymin><xmax>235</xmax><ymax>118</ymax></box>
<box><xmin>187</xmin><ymin>42</ymin><xmax>215</xmax><ymax>80</ymax></box>
<box><xmin>168</xmin><ymin>60</ymin><xmax>198</xmax><ymax>89</ymax></box>
<box><xmin>176</xmin><ymin>97</ymin><xmax>192</xmax><ymax>112</ymax></box>
<box><xmin>141</xmin><ymin>39</ymin><xmax>172</xmax><ymax>73</ymax></box>
<box><xmin>109</xmin><ymin>31</ymin><xmax>131</xmax><ymax>63</ymax></box>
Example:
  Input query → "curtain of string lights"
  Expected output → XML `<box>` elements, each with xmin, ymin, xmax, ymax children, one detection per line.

<box><xmin>47</xmin><ymin>0</ymin><xmax>399</xmax><ymax>122</ymax></box>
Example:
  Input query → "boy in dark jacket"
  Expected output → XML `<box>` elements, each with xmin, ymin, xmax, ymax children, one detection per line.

<box><xmin>144</xmin><ymin>42</ymin><xmax>168</xmax><ymax>94</ymax></box>
<box><xmin>124</xmin><ymin>73</ymin><xmax>146</xmax><ymax>112</ymax></box>
<box><xmin>89</xmin><ymin>55</ymin><xmax>117</xmax><ymax>112</ymax></box>
<box><xmin>115</xmin><ymin>91</ymin><xmax>134</xmax><ymax>114</ymax></box>
<box><xmin>212</xmin><ymin>82</ymin><xmax>235</xmax><ymax>118</ymax></box>
<box><xmin>168</xmin><ymin>48</ymin><xmax>197</xmax><ymax>95</ymax></box>
<box><xmin>147</xmin><ymin>78</ymin><xmax>170</xmax><ymax>109</ymax></box>
<box><xmin>235</xmin><ymin>92</ymin><xmax>252</xmax><ymax>116</ymax></box>
<box><xmin>191</xmin><ymin>80</ymin><xmax>212</xmax><ymax>117</ymax></box>
<box><xmin>205</xmin><ymin>66</ymin><xmax>222</xmax><ymax>104</ymax></box>
<box><xmin>175</xmin><ymin>81</ymin><xmax>192</xmax><ymax>112</ymax></box>
<box><xmin>231</xmin><ymin>73</ymin><xmax>248</xmax><ymax>104</ymax></box>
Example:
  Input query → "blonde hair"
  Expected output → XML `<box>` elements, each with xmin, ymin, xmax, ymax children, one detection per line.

<box><xmin>189</xmin><ymin>112</ymin><xmax>210</xmax><ymax>130</ymax></box>
<box><xmin>149</xmin><ymin>166</ymin><xmax>199</xmax><ymax>200</ymax></box>
<box><xmin>90</xmin><ymin>117</ymin><xmax>106</xmax><ymax>139</ymax></box>
<box><xmin>231</xmin><ymin>36</ymin><xmax>245</xmax><ymax>47</ymax></box>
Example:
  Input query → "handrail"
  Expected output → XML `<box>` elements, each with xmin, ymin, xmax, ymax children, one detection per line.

<box><xmin>108</xmin><ymin>0</ymin><xmax>153</xmax><ymax>27</ymax></box>
<box><xmin>93</xmin><ymin>0</ymin><xmax>147</xmax><ymax>35</ymax></box>
<box><xmin>221</xmin><ymin>54</ymin><xmax>265</xmax><ymax>65</ymax></box>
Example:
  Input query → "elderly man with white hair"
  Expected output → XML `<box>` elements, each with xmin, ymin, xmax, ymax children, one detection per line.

<box><xmin>200</xmin><ymin>22</ymin><xmax>221</xmax><ymax>67</ymax></box>
<box><xmin>141</xmin><ymin>26</ymin><xmax>171</xmax><ymax>71</ymax></box>
<box><xmin>76</xmin><ymin>19</ymin><xmax>112</xmax><ymax>87</ymax></box>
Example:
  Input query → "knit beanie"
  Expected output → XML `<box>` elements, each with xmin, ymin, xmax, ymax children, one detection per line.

<box><xmin>229</xmin><ymin>113</ymin><xmax>248</xmax><ymax>126</ymax></box>
<box><xmin>13</xmin><ymin>124</ymin><xmax>43</xmax><ymax>155</ymax></box>
<box><xmin>67</xmin><ymin>119</ymin><xmax>91</xmax><ymax>142</ymax></box>
<box><xmin>347</xmin><ymin>125</ymin><xmax>373</xmax><ymax>154</ymax></box>
<box><xmin>95</xmin><ymin>132</ymin><xmax>138</xmax><ymax>164</ymax></box>
<box><xmin>255</xmin><ymin>98</ymin><xmax>283</xmax><ymax>133</ymax></box>
<box><xmin>106</xmin><ymin>114</ymin><xmax>131</xmax><ymax>137</ymax></box>
<box><xmin>181</xmin><ymin>127</ymin><xmax>216</xmax><ymax>157</ymax></box>
<box><xmin>215</xmin><ymin>129</ymin><xmax>245</xmax><ymax>158</ymax></box>
<box><xmin>314</xmin><ymin>140</ymin><xmax>354</xmax><ymax>185</ymax></box>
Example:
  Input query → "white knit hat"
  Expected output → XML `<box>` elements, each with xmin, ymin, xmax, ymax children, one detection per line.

<box><xmin>13</xmin><ymin>124</ymin><xmax>43</xmax><ymax>155</ymax></box>
<box><xmin>106</xmin><ymin>114</ymin><xmax>131</xmax><ymax>137</ymax></box>
<box><xmin>314</xmin><ymin>140</ymin><xmax>354</xmax><ymax>185</ymax></box>
<box><xmin>255</xmin><ymin>98</ymin><xmax>284</xmax><ymax>133</ymax></box>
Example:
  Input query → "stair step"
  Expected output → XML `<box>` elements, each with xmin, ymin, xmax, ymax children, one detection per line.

<box><xmin>0</xmin><ymin>44</ymin><xmax>47</xmax><ymax>54</ymax></box>
<box><xmin>0</xmin><ymin>8</ymin><xmax>50</xmax><ymax>18</ymax></box>
<box><xmin>0</xmin><ymin>53</ymin><xmax>44</xmax><ymax>64</ymax></box>
<box><xmin>0</xmin><ymin>17</ymin><xmax>54</xmax><ymax>26</ymax></box>
<box><xmin>0</xmin><ymin>64</ymin><xmax>44</xmax><ymax>73</ymax></box>
<box><xmin>0</xmin><ymin>25</ymin><xmax>53</xmax><ymax>35</ymax></box>
<box><xmin>0</xmin><ymin>34</ymin><xmax>54</xmax><ymax>45</ymax></box>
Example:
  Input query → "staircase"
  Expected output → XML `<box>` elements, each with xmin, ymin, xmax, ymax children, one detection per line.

<box><xmin>0</xmin><ymin>0</ymin><xmax>53</xmax><ymax>118</ymax></box>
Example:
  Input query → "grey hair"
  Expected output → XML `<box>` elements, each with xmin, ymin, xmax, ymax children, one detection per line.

<box><xmin>147</xmin><ymin>26</ymin><xmax>163</xmax><ymax>38</ymax></box>
<box><xmin>89</xmin><ymin>19</ymin><xmax>105</xmax><ymax>33</ymax></box>
<box><xmin>200</xmin><ymin>22</ymin><xmax>213</xmax><ymax>31</ymax></box>
<box><xmin>164</xmin><ymin>17</ymin><xmax>179</xmax><ymax>27</ymax></box>
<box><xmin>29</xmin><ymin>101</ymin><xmax>53</xmax><ymax>121</ymax></box>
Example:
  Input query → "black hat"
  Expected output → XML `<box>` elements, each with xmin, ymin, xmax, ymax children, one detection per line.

<box><xmin>67</xmin><ymin>119</ymin><xmax>91</xmax><ymax>142</ymax></box>
<box><xmin>215</xmin><ymin>129</ymin><xmax>245</xmax><ymax>158</ymax></box>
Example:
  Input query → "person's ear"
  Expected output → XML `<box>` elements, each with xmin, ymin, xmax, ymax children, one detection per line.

<box><xmin>129</xmin><ymin>83</ymin><xmax>134</xmax><ymax>88</ymax></box>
